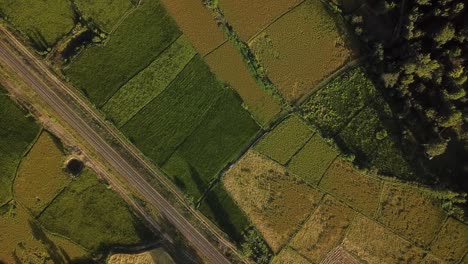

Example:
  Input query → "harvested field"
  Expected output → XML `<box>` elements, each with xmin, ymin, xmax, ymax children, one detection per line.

<box><xmin>0</xmin><ymin>87</ymin><xmax>40</xmax><ymax>205</ymax></box>
<box><xmin>430</xmin><ymin>218</ymin><xmax>468</xmax><ymax>263</ymax></box>
<box><xmin>422</xmin><ymin>254</ymin><xmax>446</xmax><ymax>264</ymax></box>
<box><xmin>218</xmin><ymin>0</ymin><xmax>303</xmax><ymax>41</ymax></box>
<box><xmin>271</xmin><ymin>248</ymin><xmax>311</xmax><ymax>264</ymax></box>
<box><xmin>199</xmin><ymin>184</ymin><xmax>250</xmax><ymax>242</ymax></box>
<box><xmin>0</xmin><ymin>0</ymin><xmax>75</xmax><ymax>50</ymax></box>
<box><xmin>320</xmin><ymin>246</ymin><xmax>360</xmax><ymax>264</ymax></box>
<box><xmin>122</xmin><ymin>55</ymin><xmax>223</xmax><ymax>166</ymax></box>
<box><xmin>40</xmin><ymin>169</ymin><xmax>154</xmax><ymax>252</ymax></box>
<box><xmin>319</xmin><ymin>160</ymin><xmax>382</xmax><ymax>216</ymax></box>
<box><xmin>255</xmin><ymin>115</ymin><xmax>313</xmax><ymax>165</ymax></box>
<box><xmin>107</xmin><ymin>248</ymin><xmax>175</xmax><ymax>264</ymax></box>
<box><xmin>249</xmin><ymin>0</ymin><xmax>354</xmax><ymax>103</ymax></box>
<box><xmin>301</xmin><ymin>67</ymin><xmax>377</xmax><ymax>136</ymax></box>
<box><xmin>205</xmin><ymin>41</ymin><xmax>282</xmax><ymax>126</ymax></box>
<box><xmin>287</xmin><ymin>134</ymin><xmax>338</xmax><ymax>185</ymax></box>
<box><xmin>290</xmin><ymin>196</ymin><xmax>355</xmax><ymax>263</ymax></box>
<box><xmin>164</xmin><ymin>89</ymin><xmax>259</xmax><ymax>198</ymax></box>
<box><xmin>103</xmin><ymin>35</ymin><xmax>197</xmax><ymax>127</ymax></box>
<box><xmin>74</xmin><ymin>0</ymin><xmax>133</xmax><ymax>32</ymax></box>
<box><xmin>376</xmin><ymin>183</ymin><xmax>446</xmax><ymax>247</ymax></box>
<box><xmin>65</xmin><ymin>0</ymin><xmax>180</xmax><ymax>106</ymax></box>
<box><xmin>342</xmin><ymin>216</ymin><xmax>425</xmax><ymax>264</ymax></box>
<box><xmin>14</xmin><ymin>132</ymin><xmax>70</xmax><ymax>215</ymax></box>
<box><xmin>223</xmin><ymin>150</ymin><xmax>323</xmax><ymax>252</ymax></box>
<box><xmin>159</xmin><ymin>0</ymin><xmax>225</xmax><ymax>55</ymax></box>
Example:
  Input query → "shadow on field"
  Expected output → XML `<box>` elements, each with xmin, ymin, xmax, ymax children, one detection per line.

<box><xmin>29</xmin><ymin>220</ymin><xmax>72</xmax><ymax>264</ymax></box>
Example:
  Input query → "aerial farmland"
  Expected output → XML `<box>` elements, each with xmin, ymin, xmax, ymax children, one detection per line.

<box><xmin>0</xmin><ymin>0</ymin><xmax>467</xmax><ymax>263</ymax></box>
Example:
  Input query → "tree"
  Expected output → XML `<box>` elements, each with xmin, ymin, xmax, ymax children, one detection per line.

<box><xmin>434</xmin><ymin>23</ymin><xmax>455</xmax><ymax>45</ymax></box>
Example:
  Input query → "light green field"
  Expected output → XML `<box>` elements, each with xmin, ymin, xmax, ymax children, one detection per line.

<box><xmin>75</xmin><ymin>0</ymin><xmax>133</xmax><ymax>32</ymax></box>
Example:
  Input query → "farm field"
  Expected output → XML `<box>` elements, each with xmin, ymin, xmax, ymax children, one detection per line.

<box><xmin>254</xmin><ymin>115</ymin><xmax>313</xmax><ymax>165</ymax></box>
<box><xmin>14</xmin><ymin>132</ymin><xmax>70</xmax><ymax>216</ymax></box>
<box><xmin>218</xmin><ymin>0</ymin><xmax>303</xmax><ymax>41</ymax></box>
<box><xmin>271</xmin><ymin>248</ymin><xmax>311</xmax><ymax>264</ymax></box>
<box><xmin>102</xmin><ymin>35</ymin><xmax>197</xmax><ymax>127</ymax></box>
<box><xmin>0</xmin><ymin>87</ymin><xmax>40</xmax><ymax>206</ymax></box>
<box><xmin>39</xmin><ymin>169</ymin><xmax>154</xmax><ymax>252</ymax></box>
<box><xmin>290</xmin><ymin>196</ymin><xmax>355</xmax><ymax>263</ymax></box>
<box><xmin>300</xmin><ymin>67</ymin><xmax>377</xmax><ymax>136</ymax></box>
<box><xmin>249</xmin><ymin>0</ymin><xmax>355</xmax><ymax>103</ymax></box>
<box><xmin>223</xmin><ymin>150</ymin><xmax>323</xmax><ymax>252</ymax></box>
<box><xmin>342</xmin><ymin>216</ymin><xmax>425</xmax><ymax>264</ymax></box>
<box><xmin>287</xmin><ymin>134</ymin><xmax>338</xmax><ymax>184</ymax></box>
<box><xmin>430</xmin><ymin>218</ymin><xmax>468</xmax><ymax>263</ymax></box>
<box><xmin>107</xmin><ymin>248</ymin><xmax>175</xmax><ymax>264</ymax></box>
<box><xmin>319</xmin><ymin>160</ymin><xmax>382</xmax><ymax>216</ymax></box>
<box><xmin>163</xmin><ymin>89</ymin><xmax>259</xmax><ymax>199</ymax></box>
<box><xmin>159</xmin><ymin>0</ymin><xmax>225</xmax><ymax>55</ymax></box>
<box><xmin>0</xmin><ymin>0</ymin><xmax>75</xmax><ymax>50</ymax></box>
<box><xmin>65</xmin><ymin>0</ymin><xmax>181</xmax><ymax>106</ymax></box>
<box><xmin>205</xmin><ymin>41</ymin><xmax>282</xmax><ymax>126</ymax></box>
<box><xmin>74</xmin><ymin>0</ymin><xmax>134</xmax><ymax>32</ymax></box>
<box><xmin>376</xmin><ymin>183</ymin><xmax>447</xmax><ymax>247</ymax></box>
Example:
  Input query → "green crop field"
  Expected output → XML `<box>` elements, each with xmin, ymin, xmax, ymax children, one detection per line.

<box><xmin>122</xmin><ymin>55</ymin><xmax>224</xmax><ymax>166</ymax></box>
<box><xmin>287</xmin><ymin>134</ymin><xmax>338</xmax><ymax>185</ymax></box>
<box><xmin>254</xmin><ymin>115</ymin><xmax>314</xmax><ymax>165</ymax></box>
<box><xmin>0</xmin><ymin>0</ymin><xmax>75</xmax><ymax>50</ymax></box>
<box><xmin>301</xmin><ymin>67</ymin><xmax>377</xmax><ymax>136</ymax></box>
<box><xmin>0</xmin><ymin>87</ymin><xmax>40</xmax><ymax>205</ymax></box>
<box><xmin>65</xmin><ymin>0</ymin><xmax>181</xmax><ymax>106</ymax></box>
<box><xmin>74</xmin><ymin>0</ymin><xmax>133</xmax><ymax>32</ymax></box>
<box><xmin>199</xmin><ymin>184</ymin><xmax>251</xmax><ymax>242</ymax></box>
<box><xmin>102</xmin><ymin>35</ymin><xmax>197</xmax><ymax>127</ymax></box>
<box><xmin>165</xmin><ymin>90</ymin><xmax>260</xmax><ymax>192</ymax></box>
<box><xmin>39</xmin><ymin>169</ymin><xmax>153</xmax><ymax>252</ymax></box>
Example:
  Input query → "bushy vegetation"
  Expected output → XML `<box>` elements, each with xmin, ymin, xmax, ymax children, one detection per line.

<box><xmin>301</xmin><ymin>67</ymin><xmax>377</xmax><ymax>136</ymax></box>
<box><xmin>240</xmin><ymin>228</ymin><xmax>272</xmax><ymax>264</ymax></box>
<box><xmin>0</xmin><ymin>0</ymin><xmax>75</xmax><ymax>51</ymax></box>
<box><xmin>122</xmin><ymin>56</ymin><xmax>223</xmax><ymax>166</ymax></box>
<box><xmin>74</xmin><ymin>0</ymin><xmax>133</xmax><ymax>32</ymax></box>
<box><xmin>254</xmin><ymin>115</ymin><xmax>313</xmax><ymax>165</ymax></box>
<box><xmin>65</xmin><ymin>0</ymin><xmax>180</xmax><ymax>106</ymax></box>
<box><xmin>319</xmin><ymin>160</ymin><xmax>382</xmax><ymax>216</ymax></box>
<box><xmin>0</xmin><ymin>88</ymin><xmax>40</xmax><ymax>205</ymax></box>
<box><xmin>102</xmin><ymin>36</ymin><xmax>197</xmax><ymax>126</ymax></box>
<box><xmin>39</xmin><ymin>169</ymin><xmax>153</xmax><ymax>252</ymax></box>
<box><xmin>14</xmin><ymin>132</ymin><xmax>70</xmax><ymax>215</ymax></box>
<box><xmin>287</xmin><ymin>134</ymin><xmax>338</xmax><ymax>184</ymax></box>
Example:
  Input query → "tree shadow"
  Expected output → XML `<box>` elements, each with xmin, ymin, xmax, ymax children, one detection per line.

<box><xmin>28</xmin><ymin>220</ymin><xmax>71</xmax><ymax>264</ymax></box>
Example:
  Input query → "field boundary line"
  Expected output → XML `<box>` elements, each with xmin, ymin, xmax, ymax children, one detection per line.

<box><xmin>426</xmin><ymin>215</ymin><xmax>449</xmax><ymax>249</ymax></box>
<box><xmin>283</xmin><ymin>129</ymin><xmax>316</xmax><ymax>167</ymax></box>
<box><xmin>100</xmin><ymin>34</ymin><xmax>191</xmax><ymax>115</ymax></box>
<box><xmin>107</xmin><ymin>0</ymin><xmax>142</xmax><ymax>35</ymax></box>
<box><xmin>315</xmin><ymin>156</ymin><xmax>339</xmax><ymax>186</ymax></box>
<box><xmin>287</xmin><ymin>246</ymin><xmax>315</xmax><ymax>263</ymax></box>
<box><xmin>246</xmin><ymin>0</ymin><xmax>308</xmax><ymax>43</ymax></box>
<box><xmin>203</xmin><ymin>39</ymin><xmax>229</xmax><ymax>58</ymax></box>
<box><xmin>117</xmin><ymin>52</ymin><xmax>198</xmax><ymax>128</ymax></box>
<box><xmin>372</xmin><ymin>177</ymin><xmax>387</xmax><ymax>219</ymax></box>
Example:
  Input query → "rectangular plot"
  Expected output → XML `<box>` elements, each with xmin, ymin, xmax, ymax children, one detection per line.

<box><xmin>122</xmin><ymin>56</ymin><xmax>223</xmax><ymax>165</ymax></box>
<box><xmin>205</xmin><ymin>41</ymin><xmax>282</xmax><ymax>126</ymax></box>
<box><xmin>301</xmin><ymin>67</ymin><xmax>377</xmax><ymax>136</ymax></box>
<box><xmin>255</xmin><ymin>115</ymin><xmax>313</xmax><ymax>165</ymax></box>
<box><xmin>287</xmin><ymin>135</ymin><xmax>338</xmax><ymax>185</ymax></box>
<box><xmin>430</xmin><ymin>218</ymin><xmax>468</xmax><ymax>263</ymax></box>
<box><xmin>249</xmin><ymin>0</ymin><xmax>355</xmax><ymax>102</ymax></box>
<box><xmin>165</xmin><ymin>89</ymin><xmax>260</xmax><ymax>187</ymax></box>
<box><xmin>291</xmin><ymin>196</ymin><xmax>355</xmax><ymax>263</ymax></box>
<box><xmin>271</xmin><ymin>248</ymin><xmax>311</xmax><ymax>264</ymax></box>
<box><xmin>102</xmin><ymin>35</ymin><xmax>197</xmax><ymax>126</ymax></box>
<box><xmin>223</xmin><ymin>150</ymin><xmax>323</xmax><ymax>252</ymax></box>
<box><xmin>319</xmin><ymin>160</ymin><xmax>382</xmax><ymax>216</ymax></box>
<box><xmin>342</xmin><ymin>216</ymin><xmax>425</xmax><ymax>264</ymax></box>
<box><xmin>376</xmin><ymin>183</ymin><xmax>446</xmax><ymax>247</ymax></box>
<box><xmin>65</xmin><ymin>0</ymin><xmax>181</xmax><ymax>106</ymax></box>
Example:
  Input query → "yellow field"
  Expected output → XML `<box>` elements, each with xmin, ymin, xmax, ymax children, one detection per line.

<box><xmin>205</xmin><ymin>41</ymin><xmax>282</xmax><ymax>126</ymax></box>
<box><xmin>342</xmin><ymin>216</ymin><xmax>425</xmax><ymax>264</ymax></box>
<box><xmin>107</xmin><ymin>248</ymin><xmax>175</xmax><ymax>264</ymax></box>
<box><xmin>430</xmin><ymin>218</ymin><xmax>468</xmax><ymax>263</ymax></box>
<box><xmin>223</xmin><ymin>150</ymin><xmax>322</xmax><ymax>252</ymax></box>
<box><xmin>271</xmin><ymin>248</ymin><xmax>311</xmax><ymax>264</ymax></box>
<box><xmin>290</xmin><ymin>196</ymin><xmax>354</xmax><ymax>263</ymax></box>
<box><xmin>319</xmin><ymin>160</ymin><xmax>382</xmax><ymax>216</ymax></box>
<box><xmin>376</xmin><ymin>183</ymin><xmax>446</xmax><ymax>247</ymax></box>
<box><xmin>249</xmin><ymin>0</ymin><xmax>354</xmax><ymax>103</ymax></box>
<box><xmin>14</xmin><ymin>132</ymin><xmax>71</xmax><ymax>215</ymax></box>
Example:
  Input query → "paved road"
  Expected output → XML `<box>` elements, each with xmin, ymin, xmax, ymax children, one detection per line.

<box><xmin>0</xmin><ymin>28</ymin><xmax>233</xmax><ymax>264</ymax></box>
